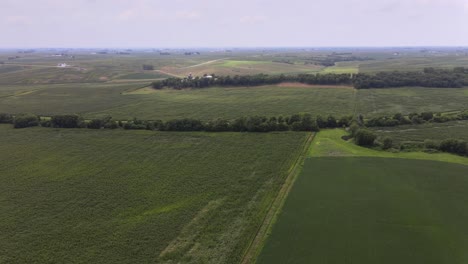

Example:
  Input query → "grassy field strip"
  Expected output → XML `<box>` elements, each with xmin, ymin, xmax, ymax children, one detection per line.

<box><xmin>241</xmin><ymin>133</ymin><xmax>315</xmax><ymax>264</ymax></box>
<box><xmin>310</xmin><ymin>129</ymin><xmax>468</xmax><ymax>165</ymax></box>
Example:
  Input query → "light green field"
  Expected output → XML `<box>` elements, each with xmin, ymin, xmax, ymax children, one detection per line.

<box><xmin>166</xmin><ymin>59</ymin><xmax>323</xmax><ymax>77</ymax></box>
<box><xmin>0</xmin><ymin>125</ymin><xmax>308</xmax><ymax>263</ymax></box>
<box><xmin>309</xmin><ymin>129</ymin><xmax>468</xmax><ymax>165</ymax></box>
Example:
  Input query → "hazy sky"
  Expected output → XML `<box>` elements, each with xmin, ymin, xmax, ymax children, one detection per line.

<box><xmin>1</xmin><ymin>0</ymin><xmax>468</xmax><ymax>48</ymax></box>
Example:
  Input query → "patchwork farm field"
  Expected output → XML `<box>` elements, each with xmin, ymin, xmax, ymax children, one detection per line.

<box><xmin>0</xmin><ymin>125</ymin><xmax>308</xmax><ymax>263</ymax></box>
<box><xmin>258</xmin><ymin>157</ymin><xmax>468</xmax><ymax>264</ymax></box>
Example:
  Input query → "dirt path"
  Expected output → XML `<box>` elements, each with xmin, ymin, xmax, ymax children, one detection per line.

<box><xmin>240</xmin><ymin>133</ymin><xmax>315</xmax><ymax>264</ymax></box>
<box><xmin>154</xmin><ymin>69</ymin><xmax>183</xmax><ymax>78</ymax></box>
<box><xmin>181</xmin><ymin>58</ymin><xmax>229</xmax><ymax>69</ymax></box>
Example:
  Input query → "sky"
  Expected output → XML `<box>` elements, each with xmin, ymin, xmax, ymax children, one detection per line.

<box><xmin>1</xmin><ymin>0</ymin><xmax>468</xmax><ymax>48</ymax></box>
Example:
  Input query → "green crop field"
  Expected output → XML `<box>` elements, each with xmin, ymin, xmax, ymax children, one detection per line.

<box><xmin>0</xmin><ymin>83</ymin><xmax>356</xmax><ymax>120</ymax></box>
<box><xmin>3</xmin><ymin>82</ymin><xmax>468</xmax><ymax>121</ymax></box>
<box><xmin>258</xmin><ymin>157</ymin><xmax>468</xmax><ymax>264</ymax></box>
<box><xmin>359</xmin><ymin>56</ymin><xmax>468</xmax><ymax>72</ymax></box>
<box><xmin>355</xmin><ymin>87</ymin><xmax>468</xmax><ymax>117</ymax></box>
<box><xmin>89</xmin><ymin>85</ymin><xmax>356</xmax><ymax>120</ymax></box>
<box><xmin>0</xmin><ymin>125</ymin><xmax>308</xmax><ymax>263</ymax></box>
<box><xmin>373</xmin><ymin>120</ymin><xmax>468</xmax><ymax>144</ymax></box>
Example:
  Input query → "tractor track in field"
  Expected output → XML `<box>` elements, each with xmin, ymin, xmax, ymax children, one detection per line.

<box><xmin>240</xmin><ymin>132</ymin><xmax>315</xmax><ymax>264</ymax></box>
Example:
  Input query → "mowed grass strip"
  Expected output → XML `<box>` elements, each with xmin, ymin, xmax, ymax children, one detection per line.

<box><xmin>257</xmin><ymin>157</ymin><xmax>468</xmax><ymax>264</ymax></box>
<box><xmin>0</xmin><ymin>125</ymin><xmax>307</xmax><ymax>263</ymax></box>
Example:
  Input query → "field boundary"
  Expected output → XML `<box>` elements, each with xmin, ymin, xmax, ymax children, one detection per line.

<box><xmin>240</xmin><ymin>132</ymin><xmax>315</xmax><ymax>264</ymax></box>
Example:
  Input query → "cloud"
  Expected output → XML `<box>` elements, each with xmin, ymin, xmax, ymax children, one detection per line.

<box><xmin>4</xmin><ymin>16</ymin><xmax>31</xmax><ymax>25</ymax></box>
<box><xmin>176</xmin><ymin>10</ymin><xmax>201</xmax><ymax>20</ymax></box>
<box><xmin>118</xmin><ymin>9</ymin><xmax>137</xmax><ymax>21</ymax></box>
<box><xmin>239</xmin><ymin>15</ymin><xmax>267</xmax><ymax>24</ymax></box>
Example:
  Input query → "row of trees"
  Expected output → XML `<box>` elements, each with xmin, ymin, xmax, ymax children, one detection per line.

<box><xmin>152</xmin><ymin>67</ymin><xmax>468</xmax><ymax>90</ymax></box>
<box><xmin>2</xmin><ymin>111</ymin><xmax>466</xmax><ymax>131</ymax></box>
<box><xmin>1</xmin><ymin>113</ymin><xmax>356</xmax><ymax>132</ymax></box>
<box><xmin>364</xmin><ymin>111</ymin><xmax>468</xmax><ymax>127</ymax></box>
<box><xmin>353</xmin><ymin>67</ymin><xmax>468</xmax><ymax>89</ymax></box>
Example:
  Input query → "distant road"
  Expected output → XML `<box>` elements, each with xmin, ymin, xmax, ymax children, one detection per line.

<box><xmin>154</xmin><ymin>70</ymin><xmax>183</xmax><ymax>78</ymax></box>
<box><xmin>181</xmin><ymin>58</ymin><xmax>229</xmax><ymax>69</ymax></box>
<box><xmin>3</xmin><ymin>63</ymin><xmax>80</xmax><ymax>69</ymax></box>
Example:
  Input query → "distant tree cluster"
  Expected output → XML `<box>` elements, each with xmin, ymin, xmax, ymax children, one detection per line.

<box><xmin>142</xmin><ymin>64</ymin><xmax>154</xmax><ymax>71</ymax></box>
<box><xmin>152</xmin><ymin>73</ymin><xmax>353</xmax><ymax>89</ymax></box>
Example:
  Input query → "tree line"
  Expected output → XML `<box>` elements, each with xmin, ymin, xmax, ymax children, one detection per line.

<box><xmin>353</xmin><ymin>67</ymin><xmax>468</xmax><ymax>89</ymax></box>
<box><xmin>2</xmin><ymin>111</ymin><xmax>467</xmax><ymax>156</ymax></box>
<box><xmin>364</xmin><ymin>111</ymin><xmax>468</xmax><ymax>127</ymax></box>
<box><xmin>0</xmin><ymin>113</ymin><xmax>355</xmax><ymax>132</ymax></box>
<box><xmin>151</xmin><ymin>67</ymin><xmax>468</xmax><ymax>90</ymax></box>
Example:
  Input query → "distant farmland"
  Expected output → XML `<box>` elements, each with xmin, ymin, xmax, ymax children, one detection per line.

<box><xmin>0</xmin><ymin>125</ymin><xmax>308</xmax><ymax>263</ymax></box>
<box><xmin>258</xmin><ymin>157</ymin><xmax>468</xmax><ymax>264</ymax></box>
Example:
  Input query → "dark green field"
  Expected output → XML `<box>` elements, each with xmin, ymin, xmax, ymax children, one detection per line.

<box><xmin>258</xmin><ymin>157</ymin><xmax>468</xmax><ymax>264</ymax></box>
<box><xmin>0</xmin><ymin>125</ymin><xmax>307</xmax><ymax>263</ymax></box>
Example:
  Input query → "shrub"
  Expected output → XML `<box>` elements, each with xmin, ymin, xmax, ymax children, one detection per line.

<box><xmin>51</xmin><ymin>115</ymin><xmax>83</xmax><ymax>128</ymax></box>
<box><xmin>424</xmin><ymin>139</ymin><xmax>439</xmax><ymax>149</ymax></box>
<box><xmin>40</xmin><ymin>119</ymin><xmax>52</xmax><ymax>127</ymax></box>
<box><xmin>0</xmin><ymin>113</ymin><xmax>13</xmax><ymax>124</ymax></box>
<box><xmin>87</xmin><ymin>119</ymin><xmax>105</xmax><ymax>129</ymax></box>
<box><xmin>354</xmin><ymin>129</ymin><xmax>377</xmax><ymax>146</ymax></box>
<box><xmin>13</xmin><ymin>114</ymin><xmax>39</xmax><ymax>128</ymax></box>
<box><xmin>420</xmin><ymin>112</ymin><xmax>434</xmax><ymax>121</ymax></box>
<box><xmin>439</xmin><ymin>139</ymin><xmax>467</xmax><ymax>155</ymax></box>
<box><xmin>382</xmin><ymin>137</ymin><xmax>393</xmax><ymax>150</ymax></box>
